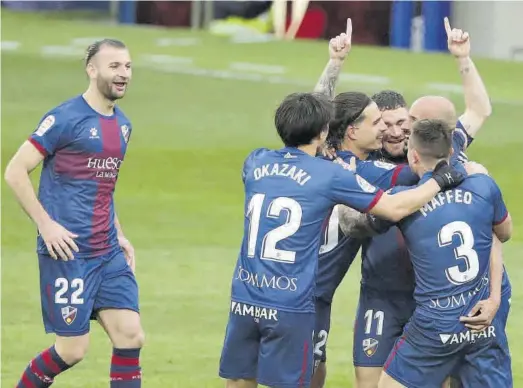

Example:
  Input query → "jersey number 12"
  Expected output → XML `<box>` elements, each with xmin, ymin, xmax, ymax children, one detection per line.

<box><xmin>247</xmin><ymin>193</ymin><xmax>302</xmax><ymax>263</ymax></box>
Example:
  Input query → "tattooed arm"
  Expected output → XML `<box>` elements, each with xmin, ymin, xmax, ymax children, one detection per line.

<box><xmin>338</xmin><ymin>205</ymin><xmax>393</xmax><ymax>239</ymax></box>
<box><xmin>456</xmin><ymin>56</ymin><xmax>491</xmax><ymax>138</ymax></box>
<box><xmin>313</xmin><ymin>18</ymin><xmax>353</xmax><ymax>99</ymax></box>
<box><xmin>444</xmin><ymin>17</ymin><xmax>491</xmax><ymax>138</ymax></box>
<box><xmin>314</xmin><ymin>59</ymin><xmax>345</xmax><ymax>100</ymax></box>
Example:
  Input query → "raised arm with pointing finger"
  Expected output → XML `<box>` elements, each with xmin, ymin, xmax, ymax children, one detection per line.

<box><xmin>444</xmin><ymin>17</ymin><xmax>492</xmax><ymax>139</ymax></box>
<box><xmin>313</xmin><ymin>18</ymin><xmax>352</xmax><ymax>100</ymax></box>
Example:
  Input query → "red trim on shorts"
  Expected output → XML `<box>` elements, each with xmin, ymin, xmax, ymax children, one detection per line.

<box><xmin>28</xmin><ymin>137</ymin><xmax>48</xmax><ymax>156</ymax></box>
<box><xmin>384</xmin><ymin>335</ymin><xmax>407</xmax><ymax>370</ymax></box>
<box><xmin>494</xmin><ymin>212</ymin><xmax>508</xmax><ymax>225</ymax></box>
<box><xmin>364</xmin><ymin>190</ymin><xmax>384</xmax><ymax>213</ymax></box>
<box><xmin>46</xmin><ymin>284</ymin><xmax>54</xmax><ymax>321</ymax></box>
<box><xmin>299</xmin><ymin>340</ymin><xmax>309</xmax><ymax>388</ymax></box>
<box><xmin>390</xmin><ymin>165</ymin><xmax>404</xmax><ymax>187</ymax></box>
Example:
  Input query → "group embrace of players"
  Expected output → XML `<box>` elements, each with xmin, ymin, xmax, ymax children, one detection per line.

<box><xmin>219</xmin><ymin>17</ymin><xmax>513</xmax><ymax>388</ymax></box>
<box><xmin>4</xmin><ymin>15</ymin><xmax>512</xmax><ymax>388</ymax></box>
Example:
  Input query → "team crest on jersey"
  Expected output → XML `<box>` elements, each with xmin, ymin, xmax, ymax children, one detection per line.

<box><xmin>89</xmin><ymin>127</ymin><xmax>99</xmax><ymax>139</ymax></box>
<box><xmin>121</xmin><ymin>125</ymin><xmax>130</xmax><ymax>143</ymax></box>
<box><xmin>35</xmin><ymin>115</ymin><xmax>55</xmax><ymax>136</ymax></box>
<box><xmin>362</xmin><ymin>338</ymin><xmax>379</xmax><ymax>357</ymax></box>
<box><xmin>373</xmin><ymin>160</ymin><xmax>395</xmax><ymax>170</ymax></box>
<box><xmin>61</xmin><ymin>306</ymin><xmax>77</xmax><ymax>325</ymax></box>
<box><xmin>356</xmin><ymin>175</ymin><xmax>377</xmax><ymax>193</ymax></box>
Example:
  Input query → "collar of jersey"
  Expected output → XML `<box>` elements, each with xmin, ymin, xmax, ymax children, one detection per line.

<box><xmin>336</xmin><ymin>150</ymin><xmax>357</xmax><ymax>161</ymax></box>
<box><xmin>419</xmin><ymin>171</ymin><xmax>434</xmax><ymax>184</ymax></box>
<box><xmin>79</xmin><ymin>94</ymin><xmax>117</xmax><ymax>119</ymax></box>
<box><xmin>280</xmin><ymin>147</ymin><xmax>310</xmax><ymax>157</ymax></box>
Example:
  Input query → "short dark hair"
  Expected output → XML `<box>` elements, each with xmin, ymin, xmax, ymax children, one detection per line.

<box><xmin>411</xmin><ymin>119</ymin><xmax>452</xmax><ymax>160</ymax></box>
<box><xmin>372</xmin><ymin>90</ymin><xmax>407</xmax><ymax>111</ymax></box>
<box><xmin>328</xmin><ymin>92</ymin><xmax>372</xmax><ymax>150</ymax></box>
<box><xmin>275</xmin><ymin>92</ymin><xmax>333</xmax><ymax>147</ymax></box>
<box><xmin>85</xmin><ymin>39</ymin><xmax>126</xmax><ymax>66</ymax></box>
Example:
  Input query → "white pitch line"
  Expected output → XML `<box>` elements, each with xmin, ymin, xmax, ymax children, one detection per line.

<box><xmin>229</xmin><ymin>62</ymin><xmax>286</xmax><ymax>75</ymax></box>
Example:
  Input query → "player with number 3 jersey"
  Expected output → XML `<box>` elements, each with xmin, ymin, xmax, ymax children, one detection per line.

<box><xmin>218</xmin><ymin>92</ymin><xmax>465</xmax><ymax>388</ymax></box>
<box><xmin>377</xmin><ymin>119</ymin><xmax>512</xmax><ymax>388</ymax></box>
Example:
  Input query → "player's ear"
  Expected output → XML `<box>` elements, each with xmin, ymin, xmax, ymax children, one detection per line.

<box><xmin>449</xmin><ymin>146</ymin><xmax>454</xmax><ymax>156</ymax></box>
<box><xmin>412</xmin><ymin>149</ymin><xmax>421</xmax><ymax>165</ymax></box>
<box><xmin>346</xmin><ymin>125</ymin><xmax>357</xmax><ymax>140</ymax></box>
<box><xmin>85</xmin><ymin>62</ymin><xmax>97</xmax><ymax>79</ymax></box>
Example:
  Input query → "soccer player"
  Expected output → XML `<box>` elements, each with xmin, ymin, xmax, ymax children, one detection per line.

<box><xmin>218</xmin><ymin>92</ymin><xmax>464</xmax><ymax>388</ymax></box>
<box><xmin>377</xmin><ymin>119</ymin><xmax>512</xmax><ymax>388</ymax></box>
<box><xmin>4</xmin><ymin>39</ymin><xmax>144</xmax><ymax>388</ymax></box>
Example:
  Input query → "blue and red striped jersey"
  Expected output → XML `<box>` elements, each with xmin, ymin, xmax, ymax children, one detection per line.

<box><xmin>29</xmin><ymin>95</ymin><xmax>132</xmax><ymax>259</ymax></box>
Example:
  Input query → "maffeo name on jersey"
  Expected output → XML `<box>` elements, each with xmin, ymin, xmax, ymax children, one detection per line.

<box><xmin>231</xmin><ymin>301</ymin><xmax>278</xmax><ymax>321</ymax></box>
<box><xmin>420</xmin><ymin>189</ymin><xmax>472</xmax><ymax>217</ymax></box>
<box><xmin>439</xmin><ymin>325</ymin><xmax>495</xmax><ymax>345</ymax></box>
<box><xmin>253</xmin><ymin>163</ymin><xmax>311</xmax><ymax>186</ymax></box>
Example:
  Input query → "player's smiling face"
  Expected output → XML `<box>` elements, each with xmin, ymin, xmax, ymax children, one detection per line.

<box><xmin>381</xmin><ymin>107</ymin><xmax>411</xmax><ymax>157</ymax></box>
<box><xmin>349</xmin><ymin>102</ymin><xmax>387</xmax><ymax>152</ymax></box>
<box><xmin>92</xmin><ymin>45</ymin><xmax>132</xmax><ymax>101</ymax></box>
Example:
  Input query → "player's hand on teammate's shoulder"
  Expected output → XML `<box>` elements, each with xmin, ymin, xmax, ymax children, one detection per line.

<box><xmin>459</xmin><ymin>297</ymin><xmax>500</xmax><ymax>332</ymax></box>
<box><xmin>464</xmin><ymin>161</ymin><xmax>489</xmax><ymax>176</ymax></box>
<box><xmin>319</xmin><ymin>142</ymin><xmax>337</xmax><ymax>159</ymax></box>
<box><xmin>444</xmin><ymin>17</ymin><xmax>471</xmax><ymax>58</ymax></box>
<box><xmin>334</xmin><ymin>156</ymin><xmax>357</xmax><ymax>172</ymax></box>
<box><xmin>329</xmin><ymin>18</ymin><xmax>352</xmax><ymax>61</ymax></box>
<box><xmin>431</xmin><ymin>160</ymin><xmax>466</xmax><ymax>190</ymax></box>
<box><xmin>39</xmin><ymin>219</ymin><xmax>79</xmax><ymax>261</ymax></box>
<box><xmin>118</xmin><ymin>235</ymin><xmax>136</xmax><ymax>273</ymax></box>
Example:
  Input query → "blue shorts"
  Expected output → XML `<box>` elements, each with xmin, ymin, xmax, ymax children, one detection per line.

<box><xmin>449</xmin><ymin>292</ymin><xmax>512</xmax><ymax>388</ymax></box>
<box><xmin>313</xmin><ymin>299</ymin><xmax>331</xmax><ymax>364</ymax></box>
<box><xmin>384</xmin><ymin>309</ymin><xmax>509</xmax><ymax>388</ymax></box>
<box><xmin>39</xmin><ymin>248</ymin><xmax>139</xmax><ymax>336</ymax></box>
<box><xmin>353</xmin><ymin>286</ymin><xmax>415</xmax><ymax>367</ymax></box>
<box><xmin>219</xmin><ymin>301</ymin><xmax>314</xmax><ymax>388</ymax></box>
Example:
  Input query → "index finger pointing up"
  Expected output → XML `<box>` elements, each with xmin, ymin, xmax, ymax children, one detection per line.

<box><xmin>443</xmin><ymin>17</ymin><xmax>452</xmax><ymax>36</ymax></box>
<box><xmin>346</xmin><ymin>18</ymin><xmax>352</xmax><ymax>41</ymax></box>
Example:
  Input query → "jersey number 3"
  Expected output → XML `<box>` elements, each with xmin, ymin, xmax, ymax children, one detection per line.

<box><xmin>247</xmin><ymin>194</ymin><xmax>302</xmax><ymax>263</ymax></box>
<box><xmin>439</xmin><ymin>221</ymin><xmax>479</xmax><ymax>285</ymax></box>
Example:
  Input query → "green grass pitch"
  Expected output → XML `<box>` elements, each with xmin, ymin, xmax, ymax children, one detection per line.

<box><xmin>1</xmin><ymin>10</ymin><xmax>522</xmax><ymax>387</ymax></box>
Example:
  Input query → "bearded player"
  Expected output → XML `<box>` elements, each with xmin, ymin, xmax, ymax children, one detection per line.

<box><xmin>5</xmin><ymin>39</ymin><xmax>144</xmax><ymax>388</ymax></box>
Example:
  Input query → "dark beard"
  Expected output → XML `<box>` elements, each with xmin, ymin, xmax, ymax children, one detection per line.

<box><xmin>377</xmin><ymin>147</ymin><xmax>408</xmax><ymax>164</ymax></box>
